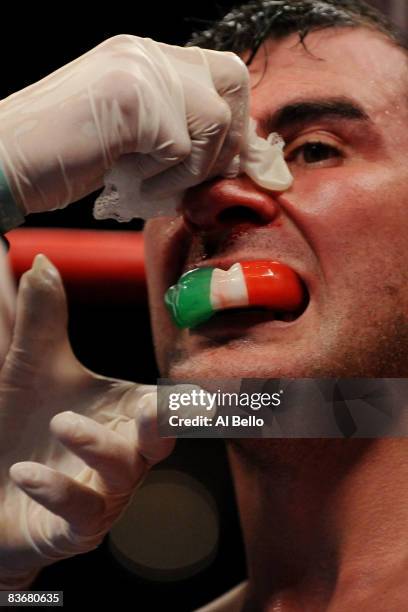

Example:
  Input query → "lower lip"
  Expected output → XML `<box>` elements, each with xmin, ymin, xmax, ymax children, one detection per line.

<box><xmin>190</xmin><ymin>307</ymin><xmax>307</xmax><ymax>336</ymax></box>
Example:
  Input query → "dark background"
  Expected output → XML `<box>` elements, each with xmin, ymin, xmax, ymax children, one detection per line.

<box><xmin>1</xmin><ymin>1</ymin><xmax>405</xmax><ymax>610</ymax></box>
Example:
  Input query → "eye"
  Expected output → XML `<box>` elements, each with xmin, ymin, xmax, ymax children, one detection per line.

<box><xmin>286</xmin><ymin>141</ymin><xmax>343</xmax><ymax>167</ymax></box>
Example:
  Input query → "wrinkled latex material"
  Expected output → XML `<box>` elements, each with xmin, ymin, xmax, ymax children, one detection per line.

<box><xmin>0</xmin><ymin>35</ymin><xmax>253</xmax><ymax>218</ymax></box>
<box><xmin>94</xmin><ymin>118</ymin><xmax>293</xmax><ymax>222</ymax></box>
<box><xmin>0</xmin><ymin>33</ymin><xmax>292</xmax><ymax>224</ymax></box>
<box><xmin>0</xmin><ymin>254</ymin><xmax>176</xmax><ymax>588</ymax></box>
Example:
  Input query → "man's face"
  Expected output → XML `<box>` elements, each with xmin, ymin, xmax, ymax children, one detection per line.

<box><xmin>144</xmin><ymin>27</ymin><xmax>408</xmax><ymax>379</ymax></box>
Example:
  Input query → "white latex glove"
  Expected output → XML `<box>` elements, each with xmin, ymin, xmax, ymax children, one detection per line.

<box><xmin>0</xmin><ymin>243</ymin><xmax>16</xmax><ymax>367</ymax></box>
<box><xmin>0</xmin><ymin>254</ymin><xmax>175</xmax><ymax>589</ymax></box>
<box><xmin>0</xmin><ymin>35</ymin><xmax>252</xmax><ymax>218</ymax></box>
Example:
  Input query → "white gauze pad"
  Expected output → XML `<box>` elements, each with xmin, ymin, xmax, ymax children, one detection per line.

<box><xmin>92</xmin><ymin>118</ymin><xmax>293</xmax><ymax>222</ymax></box>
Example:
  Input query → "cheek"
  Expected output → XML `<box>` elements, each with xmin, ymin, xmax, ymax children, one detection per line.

<box><xmin>284</xmin><ymin>166</ymin><xmax>408</xmax><ymax>312</ymax></box>
<box><xmin>143</xmin><ymin>218</ymin><xmax>163</xmax><ymax>265</ymax></box>
<box><xmin>287</xmin><ymin>166</ymin><xmax>408</xmax><ymax>261</ymax></box>
<box><xmin>143</xmin><ymin>217</ymin><xmax>175</xmax><ymax>288</ymax></box>
<box><xmin>143</xmin><ymin>217</ymin><xmax>189</xmax><ymax>375</ymax></box>
<box><xmin>143</xmin><ymin>219</ymin><xmax>171</xmax><ymax>328</ymax></box>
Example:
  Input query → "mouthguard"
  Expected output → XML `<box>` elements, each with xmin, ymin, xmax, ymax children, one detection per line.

<box><xmin>164</xmin><ymin>260</ymin><xmax>304</xmax><ymax>329</ymax></box>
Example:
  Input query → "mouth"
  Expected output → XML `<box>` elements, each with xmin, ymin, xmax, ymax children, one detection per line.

<box><xmin>164</xmin><ymin>253</ymin><xmax>311</xmax><ymax>332</ymax></box>
<box><xmin>191</xmin><ymin>284</ymin><xmax>310</xmax><ymax>335</ymax></box>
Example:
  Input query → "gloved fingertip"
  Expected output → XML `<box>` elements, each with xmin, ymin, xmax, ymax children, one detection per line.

<box><xmin>31</xmin><ymin>253</ymin><xmax>61</xmax><ymax>282</ymax></box>
<box><xmin>9</xmin><ymin>462</ymin><xmax>39</xmax><ymax>487</ymax></box>
<box><xmin>138</xmin><ymin>391</ymin><xmax>157</xmax><ymax>422</ymax></box>
<box><xmin>50</xmin><ymin>410</ymin><xmax>78</xmax><ymax>431</ymax></box>
<box><xmin>32</xmin><ymin>253</ymin><xmax>48</xmax><ymax>272</ymax></box>
<box><xmin>50</xmin><ymin>412</ymin><xmax>87</xmax><ymax>447</ymax></box>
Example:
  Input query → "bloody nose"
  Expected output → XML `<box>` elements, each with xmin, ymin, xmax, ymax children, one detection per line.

<box><xmin>181</xmin><ymin>176</ymin><xmax>281</xmax><ymax>232</ymax></box>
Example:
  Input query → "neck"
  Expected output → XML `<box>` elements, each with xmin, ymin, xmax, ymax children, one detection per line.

<box><xmin>228</xmin><ymin>438</ymin><xmax>408</xmax><ymax>611</ymax></box>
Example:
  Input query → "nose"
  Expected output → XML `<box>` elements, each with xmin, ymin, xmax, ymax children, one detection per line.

<box><xmin>180</xmin><ymin>176</ymin><xmax>281</xmax><ymax>232</ymax></box>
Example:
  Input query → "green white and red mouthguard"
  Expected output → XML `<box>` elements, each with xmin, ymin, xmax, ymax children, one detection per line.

<box><xmin>164</xmin><ymin>260</ymin><xmax>305</xmax><ymax>329</ymax></box>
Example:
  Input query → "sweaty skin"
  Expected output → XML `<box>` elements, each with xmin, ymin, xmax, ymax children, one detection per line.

<box><xmin>144</xmin><ymin>27</ymin><xmax>408</xmax><ymax>611</ymax></box>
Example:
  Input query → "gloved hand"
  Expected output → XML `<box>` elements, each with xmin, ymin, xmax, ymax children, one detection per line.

<box><xmin>0</xmin><ymin>254</ymin><xmax>175</xmax><ymax>588</ymax></box>
<box><xmin>0</xmin><ymin>243</ymin><xmax>16</xmax><ymax>367</ymax></box>
<box><xmin>0</xmin><ymin>35</ymin><xmax>250</xmax><ymax>217</ymax></box>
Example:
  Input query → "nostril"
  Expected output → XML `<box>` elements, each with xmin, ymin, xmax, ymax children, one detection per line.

<box><xmin>217</xmin><ymin>206</ymin><xmax>266</xmax><ymax>226</ymax></box>
<box><xmin>182</xmin><ymin>216</ymin><xmax>201</xmax><ymax>234</ymax></box>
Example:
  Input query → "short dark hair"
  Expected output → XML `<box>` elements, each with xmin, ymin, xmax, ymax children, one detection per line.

<box><xmin>186</xmin><ymin>0</ymin><xmax>408</xmax><ymax>66</ymax></box>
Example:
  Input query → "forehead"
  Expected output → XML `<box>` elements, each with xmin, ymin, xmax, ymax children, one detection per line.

<box><xmin>246</xmin><ymin>27</ymin><xmax>407</xmax><ymax>114</ymax></box>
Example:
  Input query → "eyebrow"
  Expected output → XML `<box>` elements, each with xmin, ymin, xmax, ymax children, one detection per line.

<box><xmin>260</xmin><ymin>97</ymin><xmax>371</xmax><ymax>134</ymax></box>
